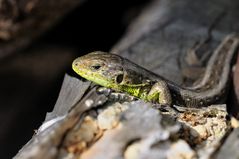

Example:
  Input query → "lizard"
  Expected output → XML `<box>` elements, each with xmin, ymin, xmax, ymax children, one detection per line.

<box><xmin>72</xmin><ymin>34</ymin><xmax>239</xmax><ymax>108</ymax></box>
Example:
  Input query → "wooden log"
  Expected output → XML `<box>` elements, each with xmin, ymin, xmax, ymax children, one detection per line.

<box><xmin>14</xmin><ymin>0</ymin><xmax>239</xmax><ymax>158</ymax></box>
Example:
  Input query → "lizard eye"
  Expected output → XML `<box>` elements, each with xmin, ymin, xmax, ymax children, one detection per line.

<box><xmin>115</xmin><ymin>74</ymin><xmax>124</xmax><ymax>84</ymax></box>
<box><xmin>91</xmin><ymin>65</ymin><xmax>101</xmax><ymax>70</ymax></box>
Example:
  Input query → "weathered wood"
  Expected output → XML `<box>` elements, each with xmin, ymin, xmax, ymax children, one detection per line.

<box><xmin>80</xmin><ymin>102</ymin><xmax>183</xmax><ymax>159</ymax></box>
<box><xmin>14</xmin><ymin>75</ymin><xmax>107</xmax><ymax>159</ymax></box>
<box><xmin>14</xmin><ymin>0</ymin><xmax>239</xmax><ymax>158</ymax></box>
<box><xmin>113</xmin><ymin>0</ymin><xmax>239</xmax><ymax>85</ymax></box>
<box><xmin>0</xmin><ymin>45</ymin><xmax>75</xmax><ymax>158</ymax></box>
<box><xmin>214</xmin><ymin>128</ymin><xmax>239</xmax><ymax>159</ymax></box>
<box><xmin>230</xmin><ymin>54</ymin><xmax>239</xmax><ymax>117</ymax></box>
<box><xmin>45</xmin><ymin>74</ymin><xmax>91</xmax><ymax>121</ymax></box>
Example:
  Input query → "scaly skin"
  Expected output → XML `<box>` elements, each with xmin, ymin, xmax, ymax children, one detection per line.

<box><xmin>72</xmin><ymin>34</ymin><xmax>239</xmax><ymax>107</ymax></box>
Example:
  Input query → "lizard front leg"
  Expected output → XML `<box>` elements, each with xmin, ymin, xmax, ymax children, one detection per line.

<box><xmin>147</xmin><ymin>81</ymin><xmax>172</xmax><ymax>106</ymax></box>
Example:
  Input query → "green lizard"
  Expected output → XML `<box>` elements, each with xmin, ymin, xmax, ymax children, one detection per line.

<box><xmin>72</xmin><ymin>34</ymin><xmax>239</xmax><ymax>107</ymax></box>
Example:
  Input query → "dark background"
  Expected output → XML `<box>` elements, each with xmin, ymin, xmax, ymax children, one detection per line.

<box><xmin>0</xmin><ymin>0</ymin><xmax>150</xmax><ymax>158</ymax></box>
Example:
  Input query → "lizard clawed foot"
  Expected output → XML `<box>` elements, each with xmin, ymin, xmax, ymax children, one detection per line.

<box><xmin>96</xmin><ymin>87</ymin><xmax>136</xmax><ymax>102</ymax></box>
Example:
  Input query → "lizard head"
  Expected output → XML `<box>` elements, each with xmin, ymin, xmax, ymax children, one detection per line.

<box><xmin>72</xmin><ymin>51</ymin><xmax>125</xmax><ymax>90</ymax></box>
